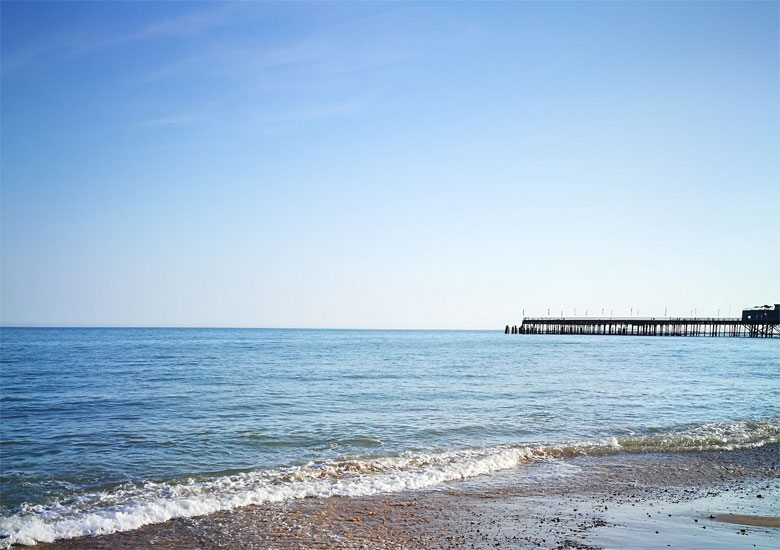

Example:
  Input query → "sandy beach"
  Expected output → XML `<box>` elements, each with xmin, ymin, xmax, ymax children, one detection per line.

<box><xmin>32</xmin><ymin>443</ymin><xmax>778</xmax><ymax>550</ymax></box>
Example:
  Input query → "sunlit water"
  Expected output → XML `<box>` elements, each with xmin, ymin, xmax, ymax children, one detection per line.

<box><xmin>1</xmin><ymin>328</ymin><xmax>778</xmax><ymax>546</ymax></box>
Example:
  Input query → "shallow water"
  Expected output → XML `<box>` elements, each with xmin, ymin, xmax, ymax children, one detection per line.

<box><xmin>1</xmin><ymin>328</ymin><xmax>778</xmax><ymax>546</ymax></box>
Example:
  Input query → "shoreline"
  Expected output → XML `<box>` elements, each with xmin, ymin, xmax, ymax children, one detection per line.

<box><xmin>30</xmin><ymin>444</ymin><xmax>779</xmax><ymax>550</ymax></box>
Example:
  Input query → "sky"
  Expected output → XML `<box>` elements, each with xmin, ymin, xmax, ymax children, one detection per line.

<box><xmin>1</xmin><ymin>1</ymin><xmax>778</xmax><ymax>329</ymax></box>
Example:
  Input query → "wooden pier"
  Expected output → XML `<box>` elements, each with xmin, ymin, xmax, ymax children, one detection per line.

<box><xmin>505</xmin><ymin>317</ymin><xmax>780</xmax><ymax>338</ymax></box>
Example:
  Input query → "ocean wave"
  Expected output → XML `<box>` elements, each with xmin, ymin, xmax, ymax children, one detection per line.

<box><xmin>2</xmin><ymin>417</ymin><xmax>778</xmax><ymax>547</ymax></box>
<box><xmin>616</xmin><ymin>417</ymin><xmax>780</xmax><ymax>452</ymax></box>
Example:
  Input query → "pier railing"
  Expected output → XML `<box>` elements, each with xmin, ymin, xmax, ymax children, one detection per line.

<box><xmin>505</xmin><ymin>317</ymin><xmax>779</xmax><ymax>337</ymax></box>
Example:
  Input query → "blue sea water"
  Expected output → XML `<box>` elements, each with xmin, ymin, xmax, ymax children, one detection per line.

<box><xmin>1</xmin><ymin>328</ymin><xmax>778</xmax><ymax>546</ymax></box>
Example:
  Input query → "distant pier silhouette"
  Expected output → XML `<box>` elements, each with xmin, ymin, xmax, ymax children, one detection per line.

<box><xmin>505</xmin><ymin>304</ymin><xmax>780</xmax><ymax>338</ymax></box>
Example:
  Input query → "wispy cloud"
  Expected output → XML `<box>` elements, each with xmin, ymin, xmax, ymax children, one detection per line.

<box><xmin>125</xmin><ymin>5</ymin><xmax>437</xmax><ymax>138</ymax></box>
<box><xmin>2</xmin><ymin>3</ymin><xmax>249</xmax><ymax>73</ymax></box>
<box><xmin>143</xmin><ymin>33</ymin><xmax>401</xmax><ymax>85</ymax></box>
<box><xmin>75</xmin><ymin>3</ymin><xmax>246</xmax><ymax>55</ymax></box>
<box><xmin>143</xmin><ymin>4</ymin><xmax>414</xmax><ymax>84</ymax></box>
<box><xmin>269</xmin><ymin>101</ymin><xmax>364</xmax><ymax>124</ymax></box>
<box><xmin>135</xmin><ymin>99</ymin><xmax>364</xmax><ymax>137</ymax></box>
<box><xmin>137</xmin><ymin>113</ymin><xmax>206</xmax><ymax>128</ymax></box>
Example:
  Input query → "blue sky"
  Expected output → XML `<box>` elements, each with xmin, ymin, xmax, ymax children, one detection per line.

<box><xmin>1</xmin><ymin>1</ymin><xmax>778</xmax><ymax>328</ymax></box>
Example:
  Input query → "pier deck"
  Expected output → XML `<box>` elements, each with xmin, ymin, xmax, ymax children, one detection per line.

<box><xmin>506</xmin><ymin>317</ymin><xmax>779</xmax><ymax>338</ymax></box>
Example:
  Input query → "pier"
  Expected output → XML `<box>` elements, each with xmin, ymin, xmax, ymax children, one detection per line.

<box><xmin>505</xmin><ymin>304</ymin><xmax>780</xmax><ymax>338</ymax></box>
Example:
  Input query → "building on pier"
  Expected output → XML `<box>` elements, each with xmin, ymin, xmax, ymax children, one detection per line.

<box><xmin>742</xmin><ymin>304</ymin><xmax>780</xmax><ymax>324</ymax></box>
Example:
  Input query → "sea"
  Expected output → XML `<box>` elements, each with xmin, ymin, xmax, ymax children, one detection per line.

<box><xmin>1</xmin><ymin>328</ymin><xmax>778</xmax><ymax>547</ymax></box>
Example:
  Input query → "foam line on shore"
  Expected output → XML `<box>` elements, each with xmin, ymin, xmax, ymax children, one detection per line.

<box><xmin>1</xmin><ymin>417</ymin><xmax>778</xmax><ymax>548</ymax></box>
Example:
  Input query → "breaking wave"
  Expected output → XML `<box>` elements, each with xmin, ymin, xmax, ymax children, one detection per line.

<box><xmin>2</xmin><ymin>417</ymin><xmax>778</xmax><ymax>547</ymax></box>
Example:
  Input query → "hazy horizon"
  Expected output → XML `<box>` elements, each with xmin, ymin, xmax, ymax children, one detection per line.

<box><xmin>2</xmin><ymin>1</ymin><xmax>778</xmax><ymax>329</ymax></box>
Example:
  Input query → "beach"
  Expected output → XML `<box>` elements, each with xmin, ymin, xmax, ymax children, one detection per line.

<box><xmin>31</xmin><ymin>443</ymin><xmax>779</xmax><ymax>549</ymax></box>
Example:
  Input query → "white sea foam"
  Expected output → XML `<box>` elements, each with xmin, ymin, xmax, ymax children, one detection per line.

<box><xmin>2</xmin><ymin>417</ymin><xmax>778</xmax><ymax>548</ymax></box>
<box><xmin>0</xmin><ymin>446</ymin><xmax>539</xmax><ymax>547</ymax></box>
<box><xmin>617</xmin><ymin>418</ymin><xmax>780</xmax><ymax>452</ymax></box>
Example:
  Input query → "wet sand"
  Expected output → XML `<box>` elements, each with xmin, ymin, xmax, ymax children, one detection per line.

<box><xmin>713</xmin><ymin>514</ymin><xmax>780</xmax><ymax>527</ymax></box>
<box><xmin>33</xmin><ymin>443</ymin><xmax>779</xmax><ymax>550</ymax></box>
